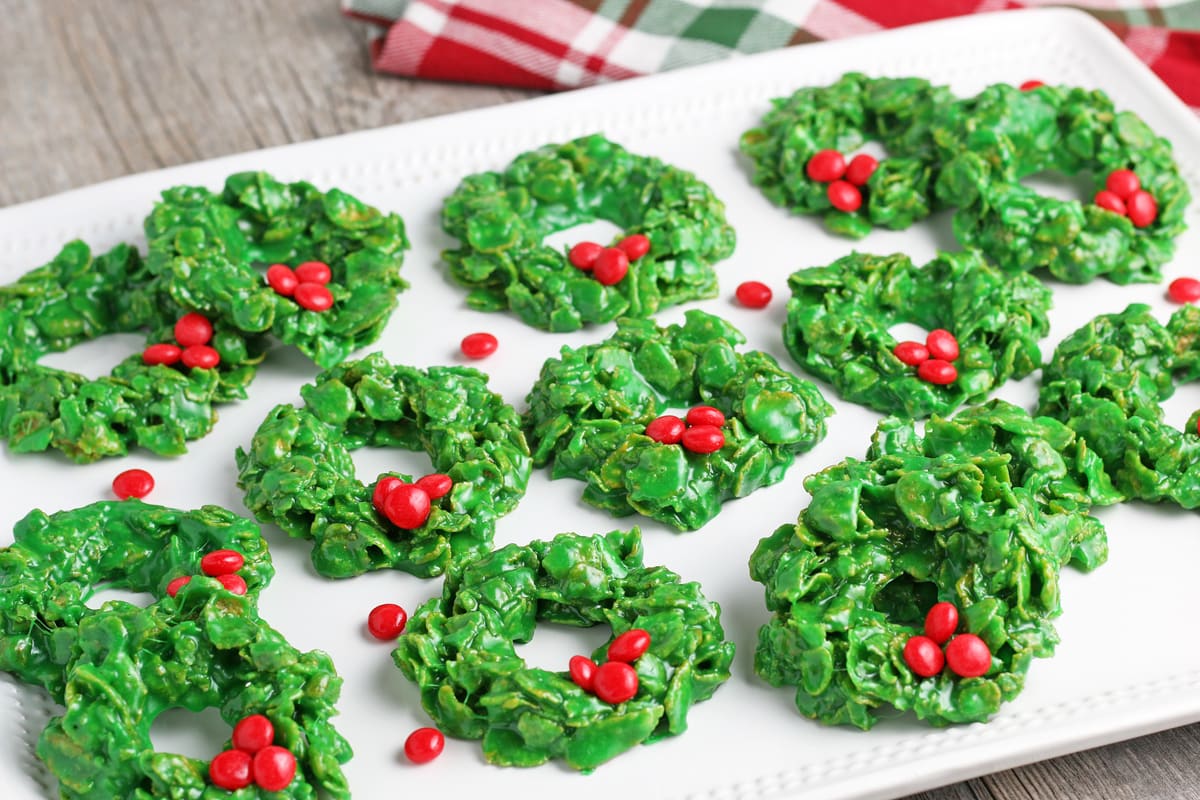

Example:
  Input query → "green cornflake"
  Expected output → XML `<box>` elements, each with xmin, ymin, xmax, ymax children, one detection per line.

<box><xmin>783</xmin><ymin>250</ymin><xmax>1051</xmax><ymax>418</ymax></box>
<box><xmin>0</xmin><ymin>241</ymin><xmax>266</xmax><ymax>462</ymax></box>
<box><xmin>392</xmin><ymin>529</ymin><xmax>734</xmax><ymax>772</ymax></box>
<box><xmin>934</xmin><ymin>83</ymin><xmax>1190</xmax><ymax>284</ymax></box>
<box><xmin>237</xmin><ymin>352</ymin><xmax>532</xmax><ymax>578</ymax></box>
<box><xmin>525</xmin><ymin>310</ymin><xmax>833</xmax><ymax>531</ymax></box>
<box><xmin>740</xmin><ymin>73</ymin><xmax>957</xmax><ymax>238</ymax></box>
<box><xmin>145</xmin><ymin>171</ymin><xmax>410</xmax><ymax>368</ymax></box>
<box><xmin>1038</xmin><ymin>303</ymin><xmax>1200</xmax><ymax>506</ymax></box>
<box><xmin>750</xmin><ymin>401</ymin><xmax>1110</xmax><ymax>730</ymax></box>
<box><xmin>441</xmin><ymin>134</ymin><xmax>736</xmax><ymax>332</ymax></box>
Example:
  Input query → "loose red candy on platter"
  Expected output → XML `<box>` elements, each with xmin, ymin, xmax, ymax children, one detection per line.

<box><xmin>806</xmin><ymin>149</ymin><xmax>846</xmax><ymax>182</ymax></box>
<box><xmin>252</xmin><ymin>745</ymin><xmax>297</xmax><ymax>791</ymax></box>
<box><xmin>209</xmin><ymin>749</ymin><xmax>253</xmax><ymax>791</ymax></box>
<box><xmin>1105</xmin><ymin>169</ymin><xmax>1140</xmax><ymax>199</ymax></box>
<box><xmin>1018</xmin><ymin>79</ymin><xmax>1045</xmax><ymax>90</ymax></box>
<box><xmin>461</xmin><ymin>332</ymin><xmax>498</xmax><ymax>359</ymax></box>
<box><xmin>893</xmin><ymin>341</ymin><xmax>929</xmax><ymax>366</ymax></box>
<box><xmin>592</xmin><ymin>247</ymin><xmax>630</xmax><ymax>286</ymax></box>
<box><xmin>607</xmin><ymin>629</ymin><xmax>651</xmax><ymax>663</ymax></box>
<box><xmin>367</xmin><ymin>603</ymin><xmax>408</xmax><ymax>640</ymax></box>
<box><xmin>592</xmin><ymin>661</ymin><xmax>639</xmax><ymax>704</ymax></box>
<box><xmin>218</xmin><ymin>574</ymin><xmax>248</xmax><ymax>596</ymax></box>
<box><xmin>923</xmin><ymin>602</ymin><xmax>959</xmax><ymax>644</ymax></box>
<box><xmin>735</xmin><ymin>280</ymin><xmax>772</xmax><ymax>309</ymax></box>
<box><xmin>384</xmin><ymin>483</ymin><xmax>432</xmax><ymax>529</ymax></box>
<box><xmin>645</xmin><ymin>415</ymin><xmax>686</xmax><ymax>444</ymax></box>
<box><xmin>1093</xmin><ymin>190</ymin><xmax>1127</xmax><ymax>216</ymax></box>
<box><xmin>568</xmin><ymin>655</ymin><xmax>598</xmax><ymax>691</ymax></box>
<box><xmin>1168</xmin><ymin>277</ymin><xmax>1200</xmax><ymax>304</ymax></box>
<box><xmin>681</xmin><ymin>424</ymin><xmax>725</xmax><ymax>454</ymax></box>
<box><xmin>415</xmin><ymin>473</ymin><xmax>453</xmax><ymax>499</ymax></box>
<box><xmin>827</xmin><ymin>180</ymin><xmax>863</xmax><ymax>212</ymax></box>
<box><xmin>917</xmin><ymin>359</ymin><xmax>957</xmax><ymax>385</ymax></box>
<box><xmin>404</xmin><ymin>727</ymin><xmax>445</xmax><ymax>764</ymax></box>
<box><xmin>112</xmin><ymin>468</ymin><xmax>154</xmax><ymax>500</ymax></box>
<box><xmin>266</xmin><ymin>263</ymin><xmax>299</xmax><ymax>296</ymax></box>
<box><xmin>295</xmin><ymin>282</ymin><xmax>334</xmax><ymax>311</ymax></box>
<box><xmin>294</xmin><ymin>260</ymin><xmax>332</xmax><ymax>284</ymax></box>
<box><xmin>925</xmin><ymin>329</ymin><xmax>959</xmax><ymax>361</ymax></box>
<box><xmin>200</xmin><ymin>549</ymin><xmax>245</xmax><ymax>577</ymax></box>
<box><xmin>174</xmin><ymin>312</ymin><xmax>213</xmax><ymax>347</ymax></box>
<box><xmin>166</xmin><ymin>575</ymin><xmax>191</xmax><ymax>598</ymax></box>
<box><xmin>232</xmin><ymin>715</ymin><xmax>275</xmax><ymax>754</ymax></box>
<box><xmin>945</xmin><ymin>634</ymin><xmax>992</xmax><ymax>678</ymax></box>
<box><xmin>372</xmin><ymin>476</ymin><xmax>404</xmax><ymax>513</ymax></box>
<box><xmin>686</xmin><ymin>405</ymin><xmax>726</xmax><ymax>428</ymax></box>
<box><xmin>844</xmin><ymin>154</ymin><xmax>879</xmax><ymax>187</ymax></box>
<box><xmin>903</xmin><ymin>635</ymin><xmax>944</xmax><ymax>678</ymax></box>
<box><xmin>568</xmin><ymin>241</ymin><xmax>603</xmax><ymax>270</ymax></box>
<box><xmin>181</xmin><ymin>344</ymin><xmax>221</xmax><ymax>370</ymax></box>
<box><xmin>1126</xmin><ymin>190</ymin><xmax>1158</xmax><ymax>228</ymax></box>
<box><xmin>616</xmin><ymin>233</ymin><xmax>650</xmax><ymax>261</ymax></box>
<box><xmin>142</xmin><ymin>343</ymin><xmax>182</xmax><ymax>366</ymax></box>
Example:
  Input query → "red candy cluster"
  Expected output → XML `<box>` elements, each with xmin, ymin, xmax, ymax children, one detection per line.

<box><xmin>645</xmin><ymin>405</ymin><xmax>726</xmax><ymax>454</ymax></box>
<box><xmin>112</xmin><ymin>468</ymin><xmax>154</xmax><ymax>500</ymax></box>
<box><xmin>902</xmin><ymin>602</ymin><xmax>992</xmax><ymax>679</ymax></box>
<box><xmin>567</xmin><ymin>234</ymin><xmax>650</xmax><ymax>286</ymax></box>
<box><xmin>568</xmin><ymin>628</ymin><xmax>650</xmax><ymax>704</ymax></box>
<box><xmin>266</xmin><ymin>261</ymin><xmax>335</xmax><ymax>311</ymax></box>
<box><xmin>209</xmin><ymin>714</ymin><xmax>297</xmax><ymax>792</ymax></box>
<box><xmin>805</xmin><ymin>149</ymin><xmax>879</xmax><ymax>213</ymax></box>
<box><xmin>372</xmin><ymin>473</ymin><xmax>453</xmax><ymax>530</ymax></box>
<box><xmin>893</xmin><ymin>328</ymin><xmax>959</xmax><ymax>385</ymax></box>
<box><xmin>1094</xmin><ymin>169</ymin><xmax>1158</xmax><ymax>228</ymax></box>
<box><xmin>166</xmin><ymin>548</ymin><xmax>248</xmax><ymax>598</ymax></box>
<box><xmin>143</xmin><ymin>312</ymin><xmax>220</xmax><ymax>370</ymax></box>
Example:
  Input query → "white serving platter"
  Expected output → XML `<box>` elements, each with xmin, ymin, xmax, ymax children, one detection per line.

<box><xmin>3</xmin><ymin>8</ymin><xmax>1200</xmax><ymax>799</ymax></box>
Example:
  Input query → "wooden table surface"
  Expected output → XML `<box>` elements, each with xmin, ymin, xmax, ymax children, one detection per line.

<box><xmin>4</xmin><ymin>1</ymin><xmax>1200</xmax><ymax>798</ymax></box>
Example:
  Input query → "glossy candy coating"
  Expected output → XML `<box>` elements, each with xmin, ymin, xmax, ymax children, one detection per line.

<box><xmin>902</xmin><ymin>636</ymin><xmax>944</xmax><ymax>678</ymax></box>
<box><xmin>1094</xmin><ymin>190</ymin><xmax>1127</xmax><ymax>215</ymax></box>
<box><xmin>924</xmin><ymin>602</ymin><xmax>959</xmax><ymax>644</ymax></box>
<box><xmin>461</xmin><ymin>332</ymin><xmax>498</xmax><ymax>359</ymax></box>
<box><xmin>252</xmin><ymin>746</ymin><xmax>298</xmax><ymax>791</ymax></box>
<box><xmin>367</xmin><ymin>603</ymin><xmax>408</xmax><ymax>640</ymax></box>
<box><xmin>112</xmin><ymin>468</ymin><xmax>155</xmax><ymax>500</ymax></box>
<box><xmin>826</xmin><ymin>180</ymin><xmax>862</xmax><ymax>212</ymax></box>
<box><xmin>681</xmin><ymin>425</ymin><xmax>725</xmax><ymax>454</ymax></box>
<box><xmin>181</xmin><ymin>344</ymin><xmax>221</xmax><ymax>370</ymax></box>
<box><xmin>294</xmin><ymin>282</ymin><xmax>334</xmax><ymax>312</ymax></box>
<box><xmin>266</xmin><ymin>263</ymin><xmax>299</xmax><ymax>296</ymax></box>
<box><xmin>945</xmin><ymin>634</ymin><xmax>992</xmax><ymax>678</ymax></box>
<box><xmin>209</xmin><ymin>750</ymin><xmax>253</xmax><ymax>791</ymax></box>
<box><xmin>232</xmin><ymin>714</ymin><xmax>275</xmax><ymax>753</ymax></box>
<box><xmin>294</xmin><ymin>261</ymin><xmax>332</xmax><ymax>285</ymax></box>
<box><xmin>917</xmin><ymin>359</ymin><xmax>957</xmax><ymax>385</ymax></box>
<box><xmin>685</xmin><ymin>406</ymin><xmax>725</xmax><ymax>428</ymax></box>
<box><xmin>200</xmin><ymin>548</ymin><xmax>245</xmax><ymax>576</ymax></box>
<box><xmin>383</xmin><ymin>484</ymin><xmax>432</xmax><ymax>529</ymax></box>
<box><xmin>568</xmin><ymin>241</ymin><xmax>603</xmax><ymax>270</ymax></box>
<box><xmin>592</xmin><ymin>661</ymin><xmax>639</xmax><ymax>704</ymax></box>
<box><xmin>142</xmin><ymin>343</ymin><xmax>182</xmax><ymax>366</ymax></box>
<box><xmin>925</xmin><ymin>329</ymin><xmax>959</xmax><ymax>361</ymax></box>
<box><xmin>735</xmin><ymin>281</ymin><xmax>772</xmax><ymax>308</ymax></box>
<box><xmin>404</xmin><ymin>728</ymin><xmax>445</xmax><ymax>764</ymax></box>
<box><xmin>1168</xmin><ymin>277</ymin><xmax>1200</xmax><ymax>304</ymax></box>
<box><xmin>844</xmin><ymin>154</ymin><xmax>879</xmax><ymax>186</ymax></box>
<box><xmin>805</xmin><ymin>150</ymin><xmax>846</xmax><ymax>182</ymax></box>
<box><xmin>616</xmin><ymin>234</ymin><xmax>650</xmax><ymax>260</ymax></box>
<box><xmin>607</xmin><ymin>629</ymin><xmax>651</xmax><ymax>663</ymax></box>
<box><xmin>893</xmin><ymin>341</ymin><xmax>929</xmax><ymax>366</ymax></box>
<box><xmin>592</xmin><ymin>248</ymin><xmax>629</xmax><ymax>286</ymax></box>
<box><xmin>569</xmin><ymin>655</ymin><xmax>598</xmax><ymax>691</ymax></box>
<box><xmin>644</xmin><ymin>415</ymin><xmax>685</xmax><ymax>444</ymax></box>
<box><xmin>174</xmin><ymin>312</ymin><xmax>213</xmax><ymax>347</ymax></box>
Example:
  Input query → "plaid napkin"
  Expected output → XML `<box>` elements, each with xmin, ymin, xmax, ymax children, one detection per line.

<box><xmin>343</xmin><ymin>0</ymin><xmax>1200</xmax><ymax>110</ymax></box>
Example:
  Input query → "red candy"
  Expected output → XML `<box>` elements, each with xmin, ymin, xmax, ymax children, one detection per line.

<box><xmin>232</xmin><ymin>715</ymin><xmax>275</xmax><ymax>754</ymax></box>
<box><xmin>252</xmin><ymin>745</ymin><xmax>297</xmax><ymax>791</ymax></box>
<box><xmin>201</xmin><ymin>549</ymin><xmax>245</xmax><ymax>577</ymax></box>
<box><xmin>112</xmin><ymin>468</ymin><xmax>154</xmax><ymax>500</ymax></box>
<box><xmin>1168</xmin><ymin>277</ymin><xmax>1200</xmax><ymax>304</ymax></box>
<box><xmin>166</xmin><ymin>575</ymin><xmax>191</xmax><ymax>598</ymax></box>
<box><xmin>367</xmin><ymin>603</ymin><xmax>408</xmax><ymax>640</ymax></box>
<box><xmin>592</xmin><ymin>247</ymin><xmax>629</xmax><ymax>286</ymax></box>
<box><xmin>174</xmin><ymin>312</ymin><xmax>213</xmax><ymax>347</ymax></box>
<box><xmin>295</xmin><ymin>282</ymin><xmax>334</xmax><ymax>311</ymax></box>
<box><xmin>384</xmin><ymin>483</ymin><xmax>432</xmax><ymax>529</ymax></box>
<box><xmin>844</xmin><ymin>154</ymin><xmax>879</xmax><ymax>187</ymax></box>
<box><xmin>1019</xmin><ymin>79</ymin><xmax>1045</xmax><ymax>91</ymax></box>
<box><xmin>295</xmin><ymin>261</ymin><xmax>332</xmax><ymax>284</ymax></box>
<box><xmin>903</xmin><ymin>635</ymin><xmax>944</xmax><ymax>678</ymax></box>
<box><xmin>181</xmin><ymin>345</ymin><xmax>220</xmax><ymax>370</ymax></box>
<box><xmin>1126</xmin><ymin>190</ymin><xmax>1158</xmax><ymax>228</ymax></box>
<box><xmin>945</xmin><ymin>633</ymin><xmax>992</xmax><ymax>678</ymax></box>
<box><xmin>266</xmin><ymin>264</ymin><xmax>299</xmax><ymax>296</ymax></box>
<box><xmin>686</xmin><ymin>405</ymin><xmax>725</xmax><ymax>428</ymax></box>
<box><xmin>415</xmin><ymin>473</ymin><xmax>453</xmax><ymax>500</ymax></box>
<box><xmin>735</xmin><ymin>280</ymin><xmax>772</xmax><ymax>309</ymax></box>
<box><xmin>568</xmin><ymin>241</ymin><xmax>602</xmax><ymax>270</ymax></box>
<box><xmin>372</xmin><ymin>476</ymin><xmax>404</xmax><ymax>513</ymax></box>
<box><xmin>568</xmin><ymin>655</ymin><xmax>598</xmax><ymax>691</ymax></box>
<box><xmin>917</xmin><ymin>359</ymin><xmax>957</xmax><ymax>385</ymax></box>
<box><xmin>607</xmin><ymin>629</ymin><xmax>651</xmax><ymax>663</ymax></box>
<box><xmin>461</xmin><ymin>332</ymin><xmax>498</xmax><ymax>359</ymax></box>
<box><xmin>925</xmin><ymin>329</ymin><xmax>959</xmax><ymax>362</ymax></box>
<box><xmin>924</xmin><ymin>602</ymin><xmax>959</xmax><ymax>645</ymax></box>
<box><xmin>209</xmin><ymin>749</ymin><xmax>253</xmax><ymax>791</ymax></box>
<box><xmin>645</xmin><ymin>415</ymin><xmax>686</xmax><ymax>444</ymax></box>
<box><xmin>616</xmin><ymin>234</ymin><xmax>650</xmax><ymax>261</ymax></box>
<box><xmin>681</xmin><ymin>424</ymin><xmax>725</xmax><ymax>454</ymax></box>
<box><xmin>893</xmin><ymin>341</ymin><xmax>929</xmax><ymax>366</ymax></box>
<box><xmin>806</xmin><ymin>149</ymin><xmax>846</xmax><ymax>182</ymax></box>
<box><xmin>1093</xmin><ymin>190</ymin><xmax>1127</xmax><ymax>216</ymax></box>
<box><xmin>1105</xmin><ymin>169</ymin><xmax>1140</xmax><ymax>199</ymax></box>
<box><xmin>592</xmin><ymin>661</ymin><xmax>639</xmax><ymax>704</ymax></box>
<box><xmin>827</xmin><ymin>180</ymin><xmax>862</xmax><ymax>212</ymax></box>
<box><xmin>142</xmin><ymin>343</ymin><xmax>182</xmax><ymax>366</ymax></box>
<box><xmin>218</xmin><ymin>574</ymin><xmax>248</xmax><ymax>595</ymax></box>
<box><xmin>404</xmin><ymin>727</ymin><xmax>445</xmax><ymax>764</ymax></box>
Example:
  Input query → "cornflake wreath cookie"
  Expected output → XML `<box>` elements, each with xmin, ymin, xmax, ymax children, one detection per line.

<box><xmin>144</xmin><ymin>171</ymin><xmax>410</xmax><ymax>368</ymax></box>
<box><xmin>783</xmin><ymin>249</ymin><xmax>1051</xmax><ymax>418</ymax></box>
<box><xmin>525</xmin><ymin>310</ymin><xmax>833</xmax><ymax>531</ymax></box>
<box><xmin>740</xmin><ymin>73</ymin><xmax>957</xmax><ymax>238</ymax></box>
<box><xmin>392</xmin><ymin>528</ymin><xmax>734</xmax><ymax>772</ymax></box>
<box><xmin>237</xmin><ymin>352</ymin><xmax>532</xmax><ymax>578</ymax></box>
<box><xmin>934</xmin><ymin>82</ymin><xmax>1191</xmax><ymax>284</ymax></box>
<box><xmin>0</xmin><ymin>241</ymin><xmax>266</xmax><ymax>462</ymax></box>
<box><xmin>1038</xmin><ymin>303</ymin><xmax>1200</xmax><ymax>506</ymax></box>
<box><xmin>441</xmin><ymin>133</ymin><xmax>736</xmax><ymax>332</ymax></box>
<box><xmin>751</xmin><ymin>401</ymin><xmax>1112</xmax><ymax>730</ymax></box>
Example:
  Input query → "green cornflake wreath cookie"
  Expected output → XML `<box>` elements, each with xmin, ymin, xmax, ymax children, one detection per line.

<box><xmin>525</xmin><ymin>310</ymin><xmax>833</xmax><ymax>531</ymax></box>
<box><xmin>392</xmin><ymin>528</ymin><xmax>734</xmax><ymax>772</ymax></box>
<box><xmin>441</xmin><ymin>133</ymin><xmax>736</xmax><ymax>332</ymax></box>
<box><xmin>1038</xmin><ymin>303</ymin><xmax>1200</xmax><ymax>506</ymax></box>
<box><xmin>237</xmin><ymin>352</ymin><xmax>532</xmax><ymax>578</ymax></box>
<box><xmin>783</xmin><ymin>249</ymin><xmax>1051</xmax><ymax>418</ymax></box>
<box><xmin>740</xmin><ymin>73</ymin><xmax>957</xmax><ymax>238</ymax></box>
<box><xmin>934</xmin><ymin>83</ymin><xmax>1191</xmax><ymax>284</ymax></box>
<box><xmin>750</xmin><ymin>401</ymin><xmax>1111</xmax><ymax>730</ymax></box>
<box><xmin>0</xmin><ymin>241</ymin><xmax>267</xmax><ymax>462</ymax></box>
<box><xmin>144</xmin><ymin>171</ymin><xmax>410</xmax><ymax>368</ymax></box>
<box><xmin>0</xmin><ymin>500</ymin><xmax>272</xmax><ymax>699</ymax></box>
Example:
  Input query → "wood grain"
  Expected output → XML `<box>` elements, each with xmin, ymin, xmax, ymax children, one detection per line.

<box><xmin>3</xmin><ymin>1</ymin><xmax>1200</xmax><ymax>798</ymax></box>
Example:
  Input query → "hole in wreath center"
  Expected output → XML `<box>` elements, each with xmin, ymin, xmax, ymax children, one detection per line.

<box><xmin>1020</xmin><ymin>169</ymin><xmax>1096</xmax><ymax>204</ymax></box>
<box><xmin>513</xmin><ymin>621</ymin><xmax>614</xmax><ymax>673</ymax></box>
<box><xmin>873</xmin><ymin>575</ymin><xmax>940</xmax><ymax>629</ymax></box>
<box><xmin>887</xmin><ymin>322</ymin><xmax>931</xmax><ymax>345</ymax></box>
<box><xmin>150</xmin><ymin>706</ymin><xmax>230</xmax><ymax>761</ymax></box>
<box><xmin>350</xmin><ymin>446</ymin><xmax>436</xmax><ymax>490</ymax></box>
<box><xmin>1160</xmin><ymin>380</ymin><xmax>1200</xmax><ymax>434</ymax></box>
<box><xmin>38</xmin><ymin>332</ymin><xmax>147</xmax><ymax>380</ymax></box>
<box><xmin>85</xmin><ymin>584</ymin><xmax>155</xmax><ymax>610</ymax></box>
<box><xmin>543</xmin><ymin>219</ymin><xmax>624</xmax><ymax>255</ymax></box>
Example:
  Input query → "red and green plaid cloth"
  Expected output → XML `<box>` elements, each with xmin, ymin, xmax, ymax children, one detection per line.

<box><xmin>342</xmin><ymin>0</ymin><xmax>1200</xmax><ymax>109</ymax></box>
